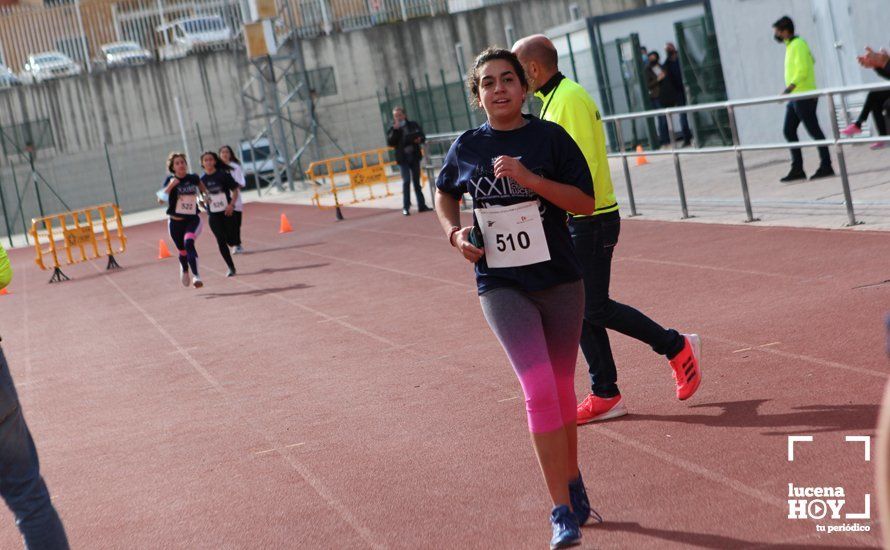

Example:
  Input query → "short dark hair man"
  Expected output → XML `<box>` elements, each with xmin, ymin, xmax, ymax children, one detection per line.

<box><xmin>772</xmin><ymin>15</ymin><xmax>834</xmax><ymax>182</ymax></box>
<box><xmin>386</xmin><ymin>107</ymin><xmax>430</xmax><ymax>216</ymax></box>
<box><xmin>663</xmin><ymin>42</ymin><xmax>692</xmax><ymax>146</ymax></box>
<box><xmin>644</xmin><ymin>50</ymin><xmax>674</xmax><ymax>147</ymax></box>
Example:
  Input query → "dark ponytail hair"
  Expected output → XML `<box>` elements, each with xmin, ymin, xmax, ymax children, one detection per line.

<box><xmin>219</xmin><ymin>144</ymin><xmax>241</xmax><ymax>166</ymax></box>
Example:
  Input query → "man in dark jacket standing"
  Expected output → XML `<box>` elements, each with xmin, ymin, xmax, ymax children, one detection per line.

<box><xmin>386</xmin><ymin>107</ymin><xmax>430</xmax><ymax>216</ymax></box>
<box><xmin>645</xmin><ymin>51</ymin><xmax>673</xmax><ymax>147</ymax></box>
<box><xmin>663</xmin><ymin>43</ymin><xmax>692</xmax><ymax>146</ymax></box>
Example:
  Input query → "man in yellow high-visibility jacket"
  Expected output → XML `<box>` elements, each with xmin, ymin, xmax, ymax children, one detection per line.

<box><xmin>513</xmin><ymin>36</ymin><xmax>702</xmax><ymax>426</ymax></box>
<box><xmin>0</xmin><ymin>244</ymin><xmax>70</xmax><ymax>549</ymax></box>
<box><xmin>773</xmin><ymin>15</ymin><xmax>834</xmax><ymax>182</ymax></box>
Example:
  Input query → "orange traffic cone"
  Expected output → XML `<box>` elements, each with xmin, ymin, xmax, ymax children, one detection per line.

<box><xmin>158</xmin><ymin>239</ymin><xmax>172</xmax><ymax>259</ymax></box>
<box><xmin>635</xmin><ymin>145</ymin><xmax>649</xmax><ymax>166</ymax></box>
<box><xmin>279</xmin><ymin>213</ymin><xmax>293</xmax><ymax>234</ymax></box>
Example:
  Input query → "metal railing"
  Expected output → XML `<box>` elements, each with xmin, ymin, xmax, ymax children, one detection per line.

<box><xmin>603</xmin><ymin>81</ymin><xmax>890</xmax><ymax>226</ymax></box>
<box><xmin>423</xmin><ymin>81</ymin><xmax>890</xmax><ymax>227</ymax></box>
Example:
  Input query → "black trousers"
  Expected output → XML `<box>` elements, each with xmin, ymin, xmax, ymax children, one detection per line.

<box><xmin>399</xmin><ymin>159</ymin><xmax>427</xmax><ymax>210</ymax></box>
<box><xmin>233</xmin><ymin>210</ymin><xmax>243</xmax><ymax>246</ymax></box>
<box><xmin>208</xmin><ymin>213</ymin><xmax>237</xmax><ymax>270</ymax></box>
<box><xmin>568</xmin><ymin>212</ymin><xmax>684</xmax><ymax>397</ymax></box>
<box><xmin>783</xmin><ymin>98</ymin><xmax>832</xmax><ymax>170</ymax></box>
<box><xmin>856</xmin><ymin>91</ymin><xmax>890</xmax><ymax>135</ymax></box>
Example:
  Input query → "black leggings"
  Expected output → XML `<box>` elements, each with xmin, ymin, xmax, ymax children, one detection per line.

<box><xmin>856</xmin><ymin>91</ymin><xmax>890</xmax><ymax>135</ymax></box>
<box><xmin>233</xmin><ymin>210</ymin><xmax>243</xmax><ymax>246</ymax></box>
<box><xmin>168</xmin><ymin>217</ymin><xmax>201</xmax><ymax>276</ymax></box>
<box><xmin>208</xmin><ymin>213</ymin><xmax>237</xmax><ymax>271</ymax></box>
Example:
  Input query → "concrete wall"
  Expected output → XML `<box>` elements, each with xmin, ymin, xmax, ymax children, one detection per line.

<box><xmin>0</xmin><ymin>49</ymin><xmax>251</xmax><ymax>229</ymax></box>
<box><xmin>0</xmin><ymin>0</ymin><xmax>642</xmax><ymax>234</ymax></box>
<box><xmin>711</xmin><ymin>0</ymin><xmax>890</xmax><ymax>145</ymax></box>
<box><xmin>302</xmin><ymin>0</ymin><xmax>641</xmax><ymax>159</ymax></box>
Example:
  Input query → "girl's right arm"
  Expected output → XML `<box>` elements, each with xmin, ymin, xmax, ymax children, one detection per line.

<box><xmin>435</xmin><ymin>142</ymin><xmax>484</xmax><ymax>264</ymax></box>
<box><xmin>435</xmin><ymin>191</ymin><xmax>483</xmax><ymax>264</ymax></box>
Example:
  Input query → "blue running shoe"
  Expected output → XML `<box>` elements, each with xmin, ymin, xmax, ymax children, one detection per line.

<box><xmin>568</xmin><ymin>473</ymin><xmax>604</xmax><ymax>526</ymax></box>
<box><xmin>569</xmin><ymin>474</ymin><xmax>591</xmax><ymax>526</ymax></box>
<box><xmin>549</xmin><ymin>505</ymin><xmax>581</xmax><ymax>549</ymax></box>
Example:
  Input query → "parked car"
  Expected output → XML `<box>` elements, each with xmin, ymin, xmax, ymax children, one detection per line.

<box><xmin>99</xmin><ymin>41</ymin><xmax>152</xmax><ymax>68</ymax></box>
<box><xmin>0</xmin><ymin>64</ymin><xmax>21</xmax><ymax>87</ymax></box>
<box><xmin>240</xmin><ymin>138</ymin><xmax>286</xmax><ymax>189</ymax></box>
<box><xmin>157</xmin><ymin>15</ymin><xmax>233</xmax><ymax>60</ymax></box>
<box><xmin>21</xmin><ymin>52</ymin><xmax>81</xmax><ymax>83</ymax></box>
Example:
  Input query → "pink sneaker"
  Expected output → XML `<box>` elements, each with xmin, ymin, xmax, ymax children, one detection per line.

<box><xmin>668</xmin><ymin>334</ymin><xmax>702</xmax><ymax>401</ymax></box>
<box><xmin>870</xmin><ymin>142</ymin><xmax>886</xmax><ymax>150</ymax></box>
<box><xmin>576</xmin><ymin>394</ymin><xmax>627</xmax><ymax>424</ymax></box>
<box><xmin>841</xmin><ymin>123</ymin><xmax>862</xmax><ymax>137</ymax></box>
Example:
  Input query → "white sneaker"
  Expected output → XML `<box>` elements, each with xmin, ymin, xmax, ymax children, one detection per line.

<box><xmin>233</xmin><ymin>245</ymin><xmax>244</xmax><ymax>254</ymax></box>
<box><xmin>226</xmin><ymin>269</ymin><xmax>236</xmax><ymax>277</ymax></box>
<box><xmin>180</xmin><ymin>267</ymin><xmax>190</xmax><ymax>287</ymax></box>
<box><xmin>192</xmin><ymin>276</ymin><xmax>203</xmax><ymax>288</ymax></box>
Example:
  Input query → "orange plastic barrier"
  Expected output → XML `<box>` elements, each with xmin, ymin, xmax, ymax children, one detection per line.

<box><xmin>29</xmin><ymin>203</ymin><xmax>126</xmax><ymax>283</ymax></box>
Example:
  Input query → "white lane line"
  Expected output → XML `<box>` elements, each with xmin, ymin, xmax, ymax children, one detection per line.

<box><xmin>243</xmin><ymin>236</ymin><xmax>467</xmax><ymax>289</ymax></box>
<box><xmin>711</xmin><ymin>335</ymin><xmax>887</xmax><ymax>379</ymax></box>
<box><xmin>732</xmin><ymin>342</ymin><xmax>781</xmax><ymax>354</ymax></box>
<box><xmin>203</xmin><ymin>263</ymin><xmax>399</xmax><ymax>348</ymax></box>
<box><xmin>255</xmin><ymin>442</ymin><xmax>306</xmax><ymax>455</ymax></box>
<box><xmin>318</xmin><ymin>315</ymin><xmax>350</xmax><ymax>324</ymax></box>
<box><xmin>94</xmin><ymin>266</ymin><xmax>386</xmax><ymax>550</ymax></box>
<box><xmin>621</xmin><ymin>256</ymin><xmax>802</xmax><ymax>280</ymax></box>
<box><xmin>592</xmin><ymin>425</ymin><xmax>873</xmax><ymax>546</ymax></box>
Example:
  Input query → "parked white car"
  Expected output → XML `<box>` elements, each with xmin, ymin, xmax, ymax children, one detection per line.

<box><xmin>157</xmin><ymin>15</ymin><xmax>233</xmax><ymax>59</ymax></box>
<box><xmin>240</xmin><ymin>138</ymin><xmax>286</xmax><ymax>188</ymax></box>
<box><xmin>21</xmin><ymin>52</ymin><xmax>81</xmax><ymax>83</ymax></box>
<box><xmin>99</xmin><ymin>41</ymin><xmax>152</xmax><ymax>68</ymax></box>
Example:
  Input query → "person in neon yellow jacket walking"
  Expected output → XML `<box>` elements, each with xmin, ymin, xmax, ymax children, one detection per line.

<box><xmin>773</xmin><ymin>15</ymin><xmax>835</xmax><ymax>182</ymax></box>
<box><xmin>0</xmin><ymin>244</ymin><xmax>70</xmax><ymax>549</ymax></box>
<box><xmin>512</xmin><ymin>36</ymin><xmax>702</xmax><ymax>426</ymax></box>
<box><xmin>0</xmin><ymin>246</ymin><xmax>10</xmax><ymax>290</ymax></box>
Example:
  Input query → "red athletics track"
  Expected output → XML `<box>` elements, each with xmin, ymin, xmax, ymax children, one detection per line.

<box><xmin>0</xmin><ymin>202</ymin><xmax>885</xmax><ymax>549</ymax></box>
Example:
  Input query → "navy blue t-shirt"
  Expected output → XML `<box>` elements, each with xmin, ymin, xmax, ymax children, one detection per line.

<box><xmin>200</xmin><ymin>170</ymin><xmax>239</xmax><ymax>212</ymax></box>
<box><xmin>436</xmin><ymin>115</ymin><xmax>594</xmax><ymax>294</ymax></box>
<box><xmin>163</xmin><ymin>173</ymin><xmax>201</xmax><ymax>219</ymax></box>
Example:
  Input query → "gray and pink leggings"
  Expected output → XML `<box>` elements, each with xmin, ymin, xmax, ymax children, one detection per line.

<box><xmin>480</xmin><ymin>280</ymin><xmax>584</xmax><ymax>433</ymax></box>
<box><xmin>168</xmin><ymin>217</ymin><xmax>203</xmax><ymax>276</ymax></box>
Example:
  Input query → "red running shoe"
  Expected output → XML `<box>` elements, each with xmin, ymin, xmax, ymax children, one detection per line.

<box><xmin>576</xmin><ymin>394</ymin><xmax>627</xmax><ymax>425</ymax></box>
<box><xmin>669</xmin><ymin>334</ymin><xmax>702</xmax><ymax>400</ymax></box>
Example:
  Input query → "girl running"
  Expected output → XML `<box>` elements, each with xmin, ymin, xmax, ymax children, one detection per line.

<box><xmin>199</xmin><ymin>151</ymin><xmax>240</xmax><ymax>277</ymax></box>
<box><xmin>218</xmin><ymin>145</ymin><xmax>246</xmax><ymax>254</ymax></box>
<box><xmin>435</xmin><ymin>48</ymin><xmax>600</xmax><ymax>549</ymax></box>
<box><xmin>160</xmin><ymin>152</ymin><xmax>207</xmax><ymax>288</ymax></box>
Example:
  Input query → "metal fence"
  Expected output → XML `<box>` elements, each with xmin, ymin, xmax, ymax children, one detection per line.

<box><xmin>0</xmin><ymin>0</ymin><xmax>519</xmax><ymax>75</ymax></box>
<box><xmin>421</xmin><ymin>81</ymin><xmax>890</xmax><ymax>227</ymax></box>
<box><xmin>604</xmin><ymin>81</ymin><xmax>890</xmax><ymax>226</ymax></box>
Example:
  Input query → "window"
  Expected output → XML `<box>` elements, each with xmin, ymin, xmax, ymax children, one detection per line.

<box><xmin>286</xmin><ymin>66</ymin><xmax>337</xmax><ymax>99</ymax></box>
<box><xmin>504</xmin><ymin>25</ymin><xmax>515</xmax><ymax>47</ymax></box>
<box><xmin>569</xmin><ymin>3</ymin><xmax>581</xmax><ymax>21</ymax></box>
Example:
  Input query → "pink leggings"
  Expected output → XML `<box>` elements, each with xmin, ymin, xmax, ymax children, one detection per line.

<box><xmin>480</xmin><ymin>281</ymin><xmax>584</xmax><ymax>433</ymax></box>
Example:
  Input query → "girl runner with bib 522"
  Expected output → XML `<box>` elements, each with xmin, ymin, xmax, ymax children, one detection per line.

<box><xmin>158</xmin><ymin>152</ymin><xmax>209</xmax><ymax>289</ymax></box>
<box><xmin>435</xmin><ymin>47</ymin><xmax>601</xmax><ymax>549</ymax></box>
